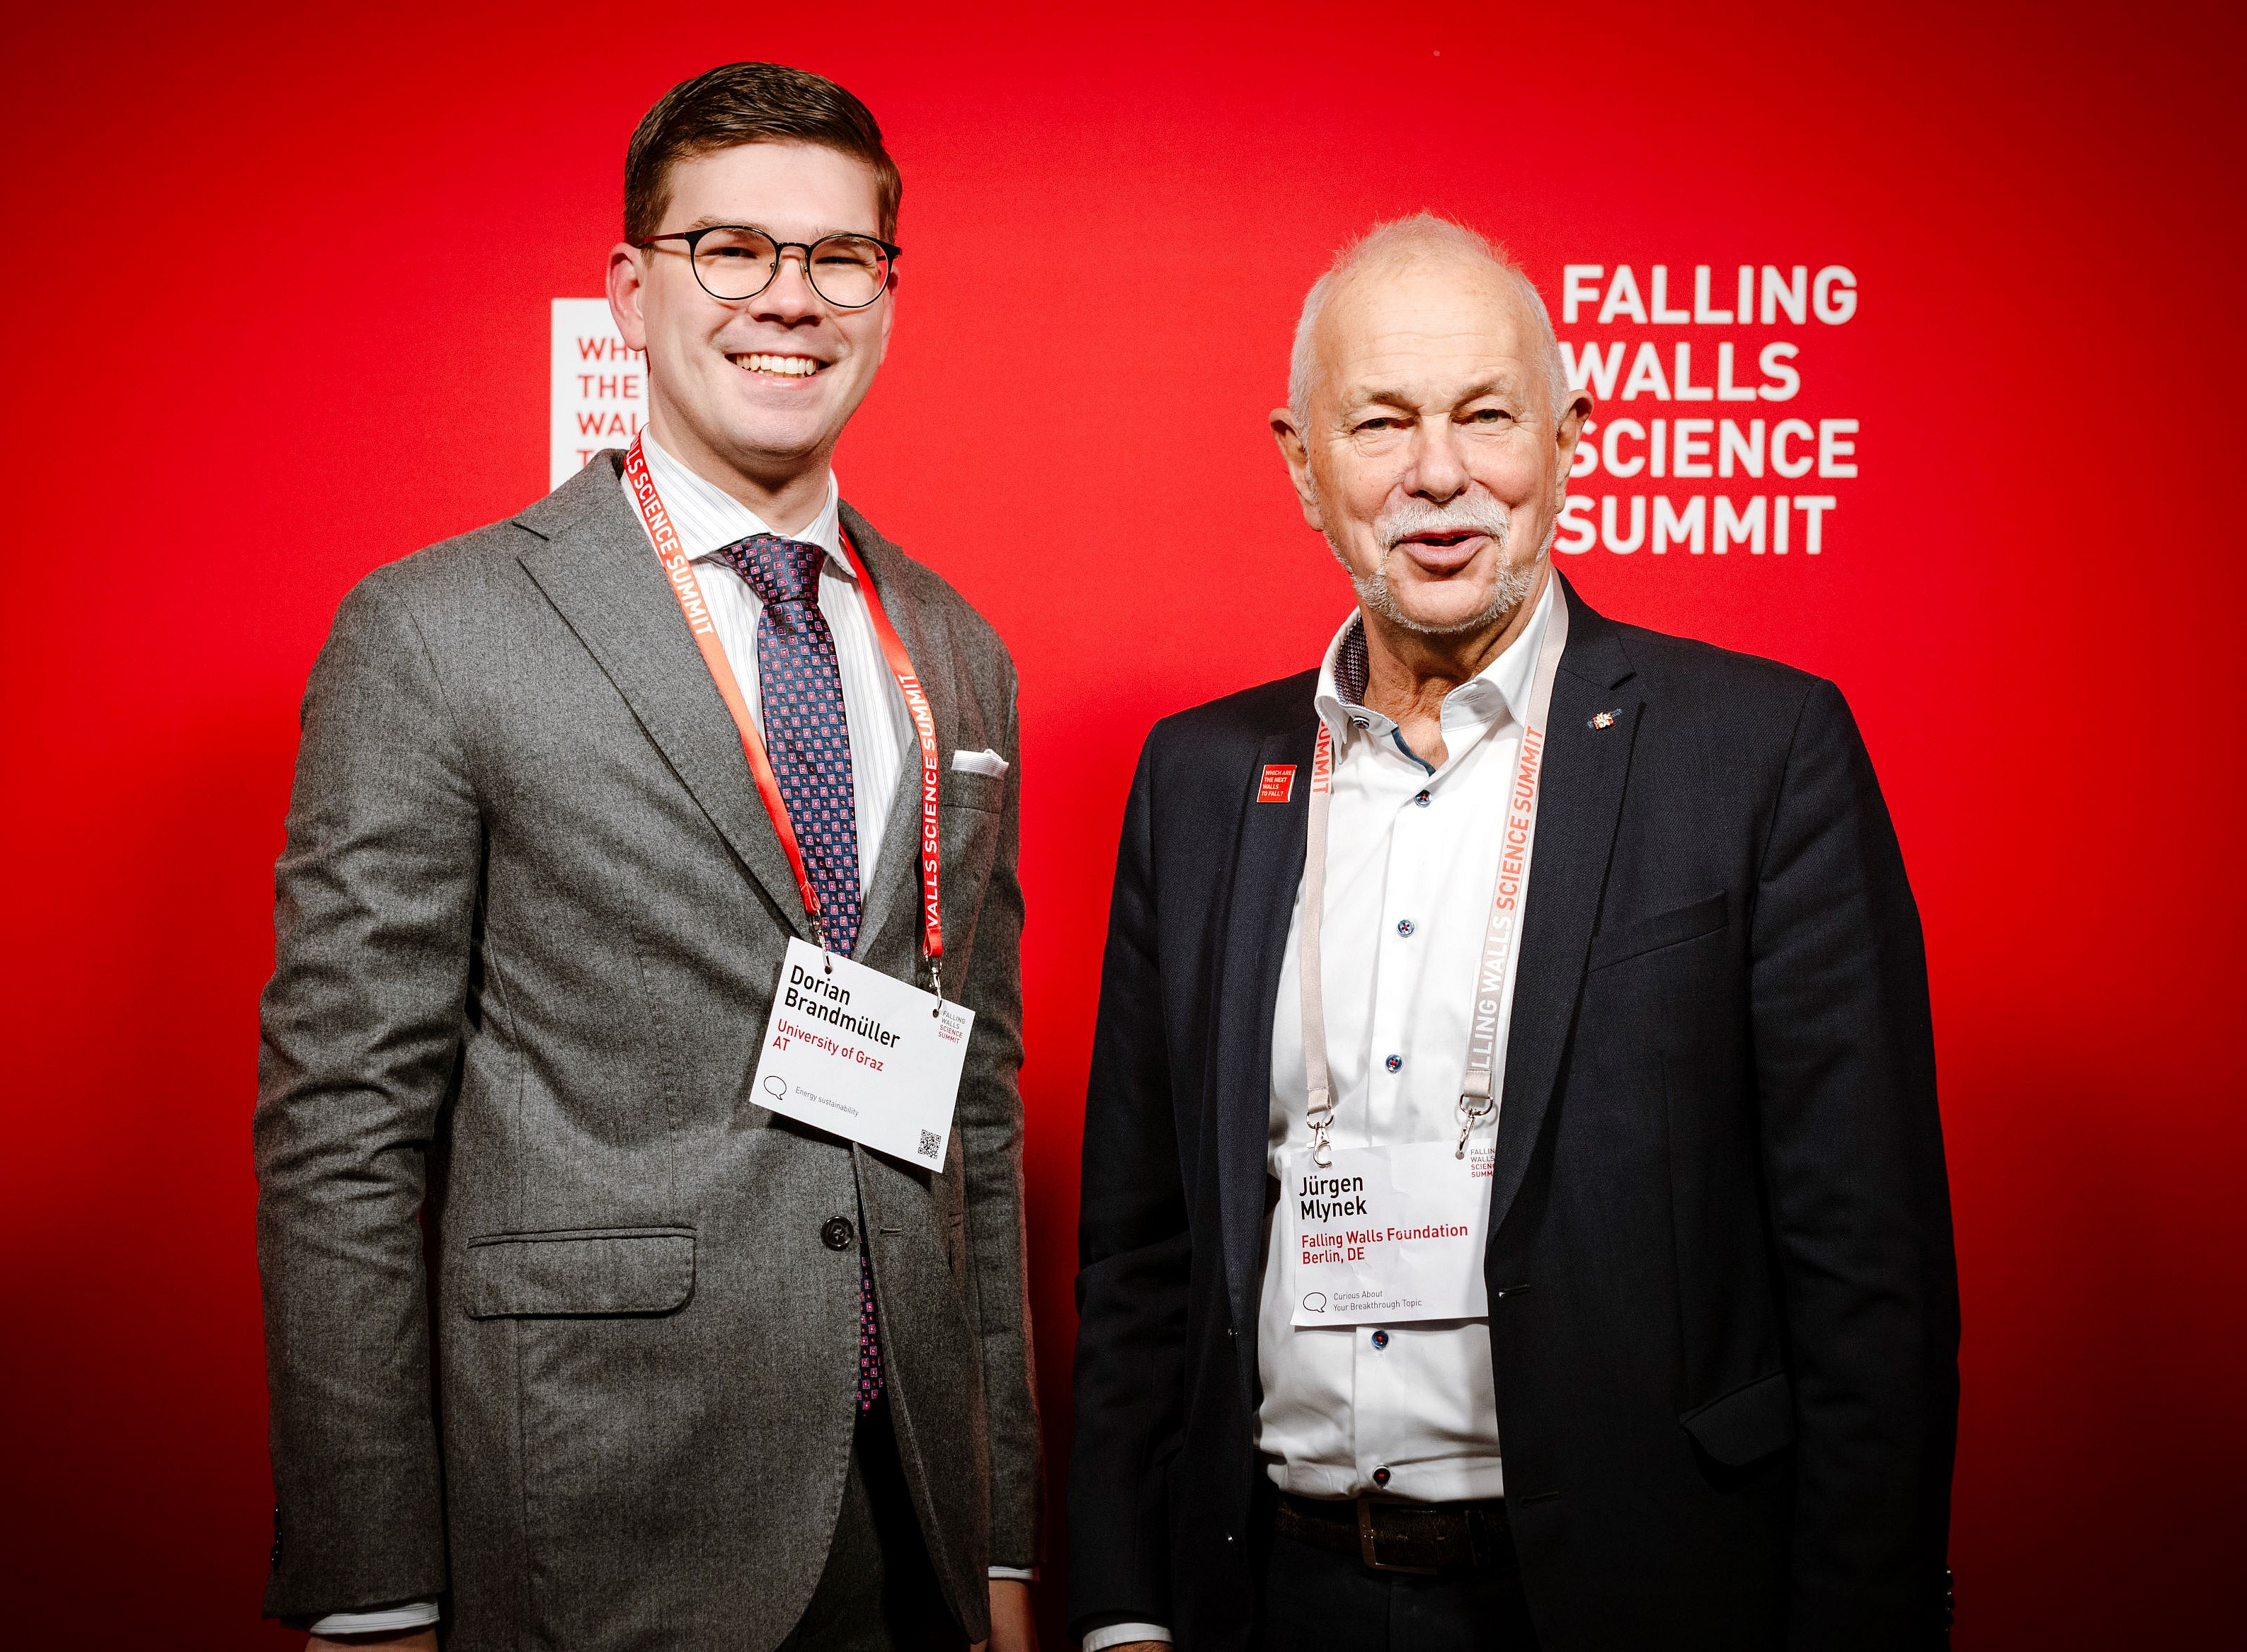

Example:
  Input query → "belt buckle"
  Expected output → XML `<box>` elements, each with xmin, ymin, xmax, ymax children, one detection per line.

<box><xmin>1354</xmin><ymin>1495</ymin><xmax>1439</xmax><ymax>1576</ymax></box>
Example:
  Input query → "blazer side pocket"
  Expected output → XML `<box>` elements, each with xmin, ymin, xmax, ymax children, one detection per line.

<box><xmin>462</xmin><ymin>1226</ymin><xmax>695</xmax><ymax>1318</ymax></box>
<box><xmin>1588</xmin><ymin>893</ymin><xmax>1727</xmax><ymax>972</ymax></box>
<box><xmin>1680</xmin><ymin>1368</ymin><xmax>1795</xmax><ymax>1465</ymax></box>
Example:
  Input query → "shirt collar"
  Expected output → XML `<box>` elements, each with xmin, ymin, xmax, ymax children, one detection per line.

<box><xmin>1313</xmin><ymin>571</ymin><xmax>1557</xmax><ymax>750</ymax></box>
<box><xmin>634</xmin><ymin>430</ymin><xmax>852</xmax><ymax>577</ymax></box>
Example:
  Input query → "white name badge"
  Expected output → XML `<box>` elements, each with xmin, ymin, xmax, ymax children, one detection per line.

<box><xmin>1284</xmin><ymin>1140</ymin><xmax>1495</xmax><ymax>1326</ymax></box>
<box><xmin>749</xmin><ymin>937</ymin><xmax>975</xmax><ymax>1169</ymax></box>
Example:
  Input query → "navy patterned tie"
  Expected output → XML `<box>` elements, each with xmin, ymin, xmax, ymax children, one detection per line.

<box><xmin>717</xmin><ymin>534</ymin><xmax>863</xmax><ymax>954</ymax></box>
<box><xmin>715</xmin><ymin>532</ymin><xmax>883</xmax><ymax>1411</ymax></box>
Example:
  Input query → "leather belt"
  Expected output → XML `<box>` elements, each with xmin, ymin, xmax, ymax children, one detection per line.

<box><xmin>1273</xmin><ymin>1489</ymin><xmax>1514</xmax><ymax>1576</ymax></box>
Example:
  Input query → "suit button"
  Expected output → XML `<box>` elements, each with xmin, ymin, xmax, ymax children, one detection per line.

<box><xmin>821</xmin><ymin>1217</ymin><xmax>855</xmax><ymax>1251</ymax></box>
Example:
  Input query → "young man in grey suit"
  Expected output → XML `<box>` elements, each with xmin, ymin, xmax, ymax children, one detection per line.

<box><xmin>256</xmin><ymin>63</ymin><xmax>1040</xmax><ymax>1651</ymax></box>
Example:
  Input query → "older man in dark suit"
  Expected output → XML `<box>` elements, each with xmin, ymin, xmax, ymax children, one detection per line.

<box><xmin>1068</xmin><ymin>215</ymin><xmax>1958</xmax><ymax>1651</ymax></box>
<box><xmin>256</xmin><ymin>63</ymin><xmax>1039</xmax><ymax>1651</ymax></box>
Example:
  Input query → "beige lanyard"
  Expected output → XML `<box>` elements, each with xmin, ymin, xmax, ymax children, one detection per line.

<box><xmin>1298</xmin><ymin>583</ymin><xmax>1570</xmax><ymax>1168</ymax></box>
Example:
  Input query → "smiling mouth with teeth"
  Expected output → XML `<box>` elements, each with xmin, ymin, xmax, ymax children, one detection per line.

<box><xmin>730</xmin><ymin>352</ymin><xmax>826</xmax><ymax>378</ymax></box>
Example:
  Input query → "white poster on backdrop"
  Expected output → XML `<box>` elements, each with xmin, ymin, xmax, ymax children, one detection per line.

<box><xmin>550</xmin><ymin>298</ymin><xmax>645</xmax><ymax>490</ymax></box>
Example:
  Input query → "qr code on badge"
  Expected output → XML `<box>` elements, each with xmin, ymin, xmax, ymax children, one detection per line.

<box><xmin>919</xmin><ymin>1130</ymin><xmax>942</xmax><ymax>1161</ymax></box>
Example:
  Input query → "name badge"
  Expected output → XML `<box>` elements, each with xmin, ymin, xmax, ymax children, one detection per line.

<box><xmin>749</xmin><ymin>937</ymin><xmax>975</xmax><ymax>1169</ymax></box>
<box><xmin>1283</xmin><ymin>1140</ymin><xmax>1494</xmax><ymax>1326</ymax></box>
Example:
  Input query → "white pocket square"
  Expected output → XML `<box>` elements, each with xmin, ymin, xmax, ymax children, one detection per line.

<box><xmin>950</xmin><ymin>747</ymin><xmax>1010</xmax><ymax>779</ymax></box>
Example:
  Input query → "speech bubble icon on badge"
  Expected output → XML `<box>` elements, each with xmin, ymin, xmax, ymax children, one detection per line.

<box><xmin>762</xmin><ymin>1074</ymin><xmax>787</xmax><ymax>1099</ymax></box>
<box><xmin>1300</xmin><ymin>1292</ymin><xmax>1327</xmax><ymax>1314</ymax></box>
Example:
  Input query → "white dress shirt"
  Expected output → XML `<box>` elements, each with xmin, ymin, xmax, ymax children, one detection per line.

<box><xmin>308</xmin><ymin>444</ymin><xmax>1016</xmax><ymax>1639</ymax></box>
<box><xmin>1085</xmin><ymin>580</ymin><xmax>1557</xmax><ymax>1652</ymax></box>
<box><xmin>1257</xmin><ymin>574</ymin><xmax>1554</xmax><ymax>1504</ymax></box>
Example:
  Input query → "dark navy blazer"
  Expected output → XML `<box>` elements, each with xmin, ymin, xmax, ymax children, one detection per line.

<box><xmin>1068</xmin><ymin>575</ymin><xmax>1958</xmax><ymax>1651</ymax></box>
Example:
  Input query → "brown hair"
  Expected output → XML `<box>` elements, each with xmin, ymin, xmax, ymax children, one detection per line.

<box><xmin>624</xmin><ymin>62</ymin><xmax>902</xmax><ymax>246</ymax></box>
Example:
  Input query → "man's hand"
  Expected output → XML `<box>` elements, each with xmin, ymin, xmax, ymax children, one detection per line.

<box><xmin>973</xmin><ymin>1578</ymin><xmax>1039</xmax><ymax>1652</ymax></box>
<box><xmin>307</xmin><ymin>1631</ymin><xmax>438</xmax><ymax>1651</ymax></box>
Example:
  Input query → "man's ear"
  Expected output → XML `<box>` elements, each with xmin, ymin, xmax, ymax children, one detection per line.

<box><xmin>608</xmin><ymin>243</ymin><xmax>651</xmax><ymax>352</ymax></box>
<box><xmin>1551</xmin><ymin>390</ymin><xmax>1592</xmax><ymax>514</ymax></box>
<box><xmin>1271</xmin><ymin>408</ymin><xmax>1325</xmax><ymax>532</ymax></box>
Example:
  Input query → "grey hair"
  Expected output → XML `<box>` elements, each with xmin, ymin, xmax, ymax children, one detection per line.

<box><xmin>1286</xmin><ymin>212</ymin><xmax>1570</xmax><ymax>425</ymax></box>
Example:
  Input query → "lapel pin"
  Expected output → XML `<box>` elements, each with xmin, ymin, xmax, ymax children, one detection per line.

<box><xmin>1589</xmin><ymin>709</ymin><xmax>1620</xmax><ymax>730</ymax></box>
<box><xmin>1257</xmin><ymin>764</ymin><xmax>1297</xmax><ymax>804</ymax></box>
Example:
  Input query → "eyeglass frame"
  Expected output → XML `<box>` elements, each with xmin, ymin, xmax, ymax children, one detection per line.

<box><xmin>634</xmin><ymin>224</ymin><xmax>903</xmax><ymax>310</ymax></box>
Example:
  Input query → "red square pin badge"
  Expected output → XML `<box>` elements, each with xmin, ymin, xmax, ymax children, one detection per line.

<box><xmin>1257</xmin><ymin>764</ymin><xmax>1297</xmax><ymax>804</ymax></box>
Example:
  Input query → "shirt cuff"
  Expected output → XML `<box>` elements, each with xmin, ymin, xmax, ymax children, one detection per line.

<box><xmin>1081</xmin><ymin>1624</ymin><xmax>1172</xmax><ymax>1650</ymax></box>
<box><xmin>307</xmin><ymin>1601</ymin><xmax>440</xmax><ymax>1635</ymax></box>
<box><xmin>988</xmin><ymin>1566</ymin><xmax>1037</xmax><ymax>1582</ymax></box>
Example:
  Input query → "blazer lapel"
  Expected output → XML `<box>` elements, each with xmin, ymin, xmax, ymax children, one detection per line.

<box><xmin>839</xmin><ymin>505</ymin><xmax>959</xmax><ymax>968</ymax></box>
<box><xmin>1214</xmin><ymin>714</ymin><xmax>1318</xmax><ymax>1376</ymax></box>
<box><xmin>1488</xmin><ymin>576</ymin><xmax>1642</xmax><ymax>1238</ymax></box>
<box><xmin>513</xmin><ymin>454</ymin><xmax>816</xmax><ymax>943</ymax></box>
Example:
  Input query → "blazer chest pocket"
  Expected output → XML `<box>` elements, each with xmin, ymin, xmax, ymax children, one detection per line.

<box><xmin>940</xmin><ymin>767</ymin><xmax>1004</xmax><ymax>814</ymax></box>
<box><xmin>1588</xmin><ymin>893</ymin><xmax>1727</xmax><ymax>973</ymax></box>
<box><xmin>462</xmin><ymin>1226</ymin><xmax>695</xmax><ymax>1318</ymax></box>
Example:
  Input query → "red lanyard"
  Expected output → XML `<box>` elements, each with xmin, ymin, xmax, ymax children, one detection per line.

<box><xmin>624</xmin><ymin>437</ymin><xmax>946</xmax><ymax>992</ymax></box>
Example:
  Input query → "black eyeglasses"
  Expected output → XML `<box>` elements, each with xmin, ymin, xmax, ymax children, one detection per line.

<box><xmin>636</xmin><ymin>224</ymin><xmax>900</xmax><ymax>309</ymax></box>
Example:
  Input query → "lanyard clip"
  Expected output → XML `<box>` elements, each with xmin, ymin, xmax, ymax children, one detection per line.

<box><xmin>1456</xmin><ymin>1072</ymin><xmax>1497</xmax><ymax>1159</ymax></box>
<box><xmin>1305</xmin><ymin>1085</ymin><xmax>1335</xmax><ymax>1169</ymax></box>
<box><xmin>927</xmin><ymin>956</ymin><xmax>944</xmax><ymax>1014</ymax></box>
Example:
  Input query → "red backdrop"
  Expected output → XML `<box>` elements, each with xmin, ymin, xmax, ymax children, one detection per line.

<box><xmin>3</xmin><ymin>3</ymin><xmax>2241</xmax><ymax>1643</ymax></box>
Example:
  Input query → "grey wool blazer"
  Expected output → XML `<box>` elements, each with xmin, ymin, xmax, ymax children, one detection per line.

<box><xmin>254</xmin><ymin>452</ymin><xmax>1041</xmax><ymax>1647</ymax></box>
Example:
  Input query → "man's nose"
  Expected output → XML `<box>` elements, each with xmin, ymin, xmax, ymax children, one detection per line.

<box><xmin>749</xmin><ymin>250</ymin><xmax>825</xmax><ymax>326</ymax></box>
<box><xmin>1405</xmin><ymin>423</ymin><xmax>1470</xmax><ymax>503</ymax></box>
